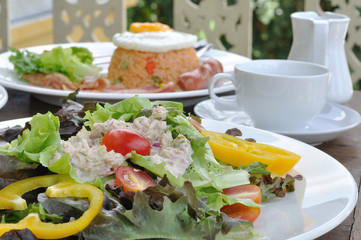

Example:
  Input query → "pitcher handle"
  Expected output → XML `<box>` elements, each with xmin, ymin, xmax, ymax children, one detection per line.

<box><xmin>313</xmin><ymin>20</ymin><xmax>329</xmax><ymax>65</ymax></box>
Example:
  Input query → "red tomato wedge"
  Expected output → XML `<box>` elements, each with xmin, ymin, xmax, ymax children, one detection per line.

<box><xmin>115</xmin><ymin>166</ymin><xmax>155</xmax><ymax>192</ymax></box>
<box><xmin>101</xmin><ymin>129</ymin><xmax>151</xmax><ymax>156</ymax></box>
<box><xmin>221</xmin><ymin>203</ymin><xmax>261</xmax><ymax>222</ymax></box>
<box><xmin>223</xmin><ymin>185</ymin><xmax>262</xmax><ymax>204</ymax></box>
<box><xmin>221</xmin><ymin>185</ymin><xmax>262</xmax><ymax>222</ymax></box>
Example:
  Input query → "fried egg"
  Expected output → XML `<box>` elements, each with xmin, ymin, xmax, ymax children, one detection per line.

<box><xmin>129</xmin><ymin>22</ymin><xmax>171</xmax><ymax>33</ymax></box>
<box><xmin>112</xmin><ymin>30</ymin><xmax>198</xmax><ymax>53</ymax></box>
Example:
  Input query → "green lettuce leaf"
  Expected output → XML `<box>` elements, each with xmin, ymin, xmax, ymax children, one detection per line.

<box><xmin>0</xmin><ymin>112</ymin><xmax>61</xmax><ymax>167</ymax></box>
<box><xmin>171</xmin><ymin>120</ymin><xmax>255</xmax><ymax>210</ymax></box>
<box><xmin>9</xmin><ymin>46</ymin><xmax>102</xmax><ymax>83</ymax></box>
<box><xmin>83</xmin><ymin>95</ymin><xmax>183</xmax><ymax>128</ymax></box>
<box><xmin>8</xmin><ymin>47</ymin><xmax>42</xmax><ymax>75</ymax></box>
<box><xmin>0</xmin><ymin>203</ymin><xmax>62</xmax><ymax>224</ymax></box>
<box><xmin>39</xmin><ymin>46</ymin><xmax>101</xmax><ymax>83</ymax></box>
<box><xmin>129</xmin><ymin>152</ymin><xmax>186</xmax><ymax>187</ymax></box>
<box><xmin>70</xmin><ymin>46</ymin><xmax>94</xmax><ymax>64</ymax></box>
<box><xmin>196</xmin><ymin>187</ymin><xmax>263</xmax><ymax>210</ymax></box>
<box><xmin>169</xmin><ymin>115</ymin><xmax>250</xmax><ymax>190</ymax></box>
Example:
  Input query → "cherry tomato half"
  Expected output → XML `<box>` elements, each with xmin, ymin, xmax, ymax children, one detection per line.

<box><xmin>115</xmin><ymin>166</ymin><xmax>155</xmax><ymax>192</ymax></box>
<box><xmin>101</xmin><ymin>129</ymin><xmax>151</xmax><ymax>156</ymax></box>
<box><xmin>221</xmin><ymin>203</ymin><xmax>261</xmax><ymax>222</ymax></box>
<box><xmin>223</xmin><ymin>185</ymin><xmax>262</xmax><ymax>204</ymax></box>
<box><xmin>221</xmin><ymin>185</ymin><xmax>262</xmax><ymax>222</ymax></box>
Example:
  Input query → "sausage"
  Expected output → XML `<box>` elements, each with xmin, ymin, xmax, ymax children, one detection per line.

<box><xmin>79</xmin><ymin>76</ymin><xmax>110</xmax><ymax>90</ymax></box>
<box><xmin>177</xmin><ymin>58</ymin><xmax>223</xmax><ymax>91</ymax></box>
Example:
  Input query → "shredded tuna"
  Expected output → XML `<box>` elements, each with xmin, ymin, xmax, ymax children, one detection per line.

<box><xmin>53</xmin><ymin>106</ymin><xmax>193</xmax><ymax>182</ymax></box>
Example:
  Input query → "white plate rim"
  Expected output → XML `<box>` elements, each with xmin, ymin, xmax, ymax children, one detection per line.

<box><xmin>0</xmin><ymin>117</ymin><xmax>357</xmax><ymax>240</ymax></box>
<box><xmin>0</xmin><ymin>85</ymin><xmax>8</xmax><ymax>110</ymax></box>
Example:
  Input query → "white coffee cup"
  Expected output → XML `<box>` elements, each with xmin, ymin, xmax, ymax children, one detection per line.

<box><xmin>209</xmin><ymin>60</ymin><xmax>330</xmax><ymax>131</ymax></box>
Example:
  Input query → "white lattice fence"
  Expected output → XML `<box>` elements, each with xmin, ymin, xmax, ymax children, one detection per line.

<box><xmin>0</xmin><ymin>0</ymin><xmax>9</xmax><ymax>53</ymax></box>
<box><xmin>53</xmin><ymin>0</ymin><xmax>126</xmax><ymax>44</ymax></box>
<box><xmin>173</xmin><ymin>0</ymin><xmax>253</xmax><ymax>58</ymax></box>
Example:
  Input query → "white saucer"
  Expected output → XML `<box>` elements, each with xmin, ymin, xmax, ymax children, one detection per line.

<box><xmin>0</xmin><ymin>85</ymin><xmax>8</xmax><ymax>110</ymax></box>
<box><xmin>194</xmin><ymin>98</ymin><xmax>361</xmax><ymax>145</ymax></box>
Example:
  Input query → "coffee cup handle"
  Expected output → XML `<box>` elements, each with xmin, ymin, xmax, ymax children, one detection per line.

<box><xmin>208</xmin><ymin>73</ymin><xmax>239</xmax><ymax>110</ymax></box>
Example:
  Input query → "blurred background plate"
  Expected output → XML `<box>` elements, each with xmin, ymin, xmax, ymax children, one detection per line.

<box><xmin>0</xmin><ymin>42</ymin><xmax>250</xmax><ymax>107</ymax></box>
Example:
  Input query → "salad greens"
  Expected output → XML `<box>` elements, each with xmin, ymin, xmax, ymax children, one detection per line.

<box><xmin>0</xmin><ymin>95</ymin><xmax>300</xmax><ymax>239</ymax></box>
<box><xmin>1</xmin><ymin>203</ymin><xmax>62</xmax><ymax>224</ymax></box>
<box><xmin>241</xmin><ymin>162</ymin><xmax>303</xmax><ymax>201</ymax></box>
<box><xmin>9</xmin><ymin>46</ymin><xmax>102</xmax><ymax>83</ymax></box>
<box><xmin>0</xmin><ymin>176</ymin><xmax>258</xmax><ymax>240</ymax></box>
<box><xmin>80</xmin><ymin>96</ymin><xmax>252</xmax><ymax>209</ymax></box>
<box><xmin>86</xmin><ymin>177</ymin><xmax>257</xmax><ymax>240</ymax></box>
<box><xmin>0</xmin><ymin>113</ymin><xmax>61</xmax><ymax>167</ymax></box>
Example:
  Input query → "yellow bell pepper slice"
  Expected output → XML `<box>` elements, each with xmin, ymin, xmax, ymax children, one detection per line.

<box><xmin>201</xmin><ymin>130</ymin><xmax>301</xmax><ymax>176</ymax></box>
<box><xmin>0</xmin><ymin>174</ymin><xmax>103</xmax><ymax>239</ymax></box>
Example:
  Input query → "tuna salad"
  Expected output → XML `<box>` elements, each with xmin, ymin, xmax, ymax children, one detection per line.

<box><xmin>51</xmin><ymin>106</ymin><xmax>193</xmax><ymax>182</ymax></box>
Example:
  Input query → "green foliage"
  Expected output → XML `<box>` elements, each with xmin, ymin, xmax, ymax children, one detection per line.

<box><xmin>127</xmin><ymin>0</ymin><xmax>173</xmax><ymax>28</ymax></box>
<box><xmin>252</xmin><ymin>0</ymin><xmax>303</xmax><ymax>59</ymax></box>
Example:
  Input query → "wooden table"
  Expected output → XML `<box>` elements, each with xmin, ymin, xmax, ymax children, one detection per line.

<box><xmin>315</xmin><ymin>90</ymin><xmax>361</xmax><ymax>240</ymax></box>
<box><xmin>0</xmin><ymin>88</ymin><xmax>360</xmax><ymax>240</ymax></box>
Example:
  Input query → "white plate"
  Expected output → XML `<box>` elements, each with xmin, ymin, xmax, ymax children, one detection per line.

<box><xmin>0</xmin><ymin>85</ymin><xmax>8</xmax><ymax>110</ymax></box>
<box><xmin>0</xmin><ymin>42</ymin><xmax>249</xmax><ymax>107</ymax></box>
<box><xmin>194</xmin><ymin>98</ymin><xmax>361</xmax><ymax>145</ymax></box>
<box><xmin>0</xmin><ymin>117</ymin><xmax>357</xmax><ymax>240</ymax></box>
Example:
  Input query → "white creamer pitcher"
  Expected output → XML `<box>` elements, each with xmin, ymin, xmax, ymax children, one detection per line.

<box><xmin>288</xmin><ymin>11</ymin><xmax>353</xmax><ymax>104</ymax></box>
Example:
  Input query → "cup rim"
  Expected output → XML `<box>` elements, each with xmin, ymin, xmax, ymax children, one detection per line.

<box><xmin>234</xmin><ymin>59</ymin><xmax>330</xmax><ymax>79</ymax></box>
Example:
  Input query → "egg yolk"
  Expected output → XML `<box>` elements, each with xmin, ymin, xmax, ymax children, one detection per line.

<box><xmin>129</xmin><ymin>22</ymin><xmax>171</xmax><ymax>33</ymax></box>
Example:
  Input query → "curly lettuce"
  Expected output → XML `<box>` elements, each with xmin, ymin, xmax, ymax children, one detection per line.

<box><xmin>9</xmin><ymin>46</ymin><xmax>102</xmax><ymax>83</ymax></box>
<box><xmin>0</xmin><ymin>112</ymin><xmax>61</xmax><ymax>167</ymax></box>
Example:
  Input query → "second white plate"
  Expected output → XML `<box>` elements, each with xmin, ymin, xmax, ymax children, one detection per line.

<box><xmin>0</xmin><ymin>42</ymin><xmax>250</xmax><ymax>107</ymax></box>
